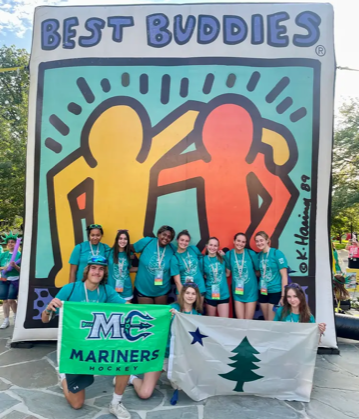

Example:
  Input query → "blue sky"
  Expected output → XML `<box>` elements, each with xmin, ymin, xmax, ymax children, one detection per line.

<box><xmin>1</xmin><ymin>0</ymin><xmax>358</xmax><ymax>110</ymax></box>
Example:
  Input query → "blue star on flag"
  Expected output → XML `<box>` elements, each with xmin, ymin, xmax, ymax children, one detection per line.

<box><xmin>189</xmin><ymin>327</ymin><xmax>208</xmax><ymax>346</ymax></box>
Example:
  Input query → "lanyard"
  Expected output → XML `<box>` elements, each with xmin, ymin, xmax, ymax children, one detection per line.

<box><xmin>182</xmin><ymin>251</ymin><xmax>192</xmax><ymax>272</ymax></box>
<box><xmin>262</xmin><ymin>249</ymin><xmax>271</xmax><ymax>279</ymax></box>
<box><xmin>83</xmin><ymin>282</ymin><xmax>100</xmax><ymax>303</ymax></box>
<box><xmin>118</xmin><ymin>257</ymin><xmax>126</xmax><ymax>276</ymax></box>
<box><xmin>157</xmin><ymin>240</ymin><xmax>166</xmax><ymax>269</ymax></box>
<box><xmin>234</xmin><ymin>250</ymin><xmax>245</xmax><ymax>277</ymax></box>
<box><xmin>89</xmin><ymin>243</ymin><xmax>100</xmax><ymax>257</ymax></box>
<box><xmin>209</xmin><ymin>257</ymin><xmax>219</xmax><ymax>283</ymax></box>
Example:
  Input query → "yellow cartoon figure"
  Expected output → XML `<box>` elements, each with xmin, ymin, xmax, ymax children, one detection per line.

<box><xmin>51</xmin><ymin>97</ymin><xmax>199</xmax><ymax>287</ymax></box>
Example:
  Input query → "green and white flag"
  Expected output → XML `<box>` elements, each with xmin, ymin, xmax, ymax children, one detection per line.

<box><xmin>168</xmin><ymin>313</ymin><xmax>319</xmax><ymax>402</ymax></box>
<box><xmin>58</xmin><ymin>302</ymin><xmax>171</xmax><ymax>375</ymax></box>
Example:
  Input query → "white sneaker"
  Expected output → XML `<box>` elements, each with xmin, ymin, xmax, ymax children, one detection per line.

<box><xmin>0</xmin><ymin>319</ymin><xmax>9</xmax><ymax>329</ymax></box>
<box><xmin>109</xmin><ymin>402</ymin><xmax>131</xmax><ymax>419</ymax></box>
<box><xmin>56</xmin><ymin>368</ymin><xmax>65</xmax><ymax>389</ymax></box>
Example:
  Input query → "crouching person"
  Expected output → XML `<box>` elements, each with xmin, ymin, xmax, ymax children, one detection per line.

<box><xmin>42</xmin><ymin>256</ymin><xmax>131</xmax><ymax>419</ymax></box>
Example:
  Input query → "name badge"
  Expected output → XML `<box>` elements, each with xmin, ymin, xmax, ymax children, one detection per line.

<box><xmin>211</xmin><ymin>284</ymin><xmax>220</xmax><ymax>300</ymax></box>
<box><xmin>185</xmin><ymin>276</ymin><xmax>194</xmax><ymax>283</ymax></box>
<box><xmin>115</xmin><ymin>279</ymin><xmax>124</xmax><ymax>293</ymax></box>
<box><xmin>154</xmin><ymin>269</ymin><xmax>164</xmax><ymax>286</ymax></box>
<box><xmin>235</xmin><ymin>277</ymin><xmax>244</xmax><ymax>295</ymax></box>
<box><xmin>260</xmin><ymin>279</ymin><xmax>268</xmax><ymax>295</ymax></box>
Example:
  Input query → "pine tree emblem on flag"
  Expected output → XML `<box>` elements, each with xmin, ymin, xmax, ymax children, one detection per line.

<box><xmin>219</xmin><ymin>337</ymin><xmax>263</xmax><ymax>392</ymax></box>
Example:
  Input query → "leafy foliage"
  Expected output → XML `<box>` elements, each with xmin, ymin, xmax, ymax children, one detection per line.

<box><xmin>0</xmin><ymin>46</ymin><xmax>29</xmax><ymax>226</ymax></box>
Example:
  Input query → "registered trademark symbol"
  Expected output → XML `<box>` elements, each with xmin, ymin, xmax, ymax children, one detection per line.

<box><xmin>315</xmin><ymin>45</ymin><xmax>326</xmax><ymax>56</ymax></box>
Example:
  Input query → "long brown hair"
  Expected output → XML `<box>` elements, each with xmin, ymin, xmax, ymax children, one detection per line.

<box><xmin>333</xmin><ymin>275</ymin><xmax>350</xmax><ymax>301</ymax></box>
<box><xmin>206</xmin><ymin>237</ymin><xmax>223</xmax><ymax>263</ymax></box>
<box><xmin>112</xmin><ymin>230</ymin><xmax>131</xmax><ymax>264</ymax></box>
<box><xmin>281</xmin><ymin>283</ymin><xmax>312</xmax><ymax>323</ymax></box>
<box><xmin>178</xmin><ymin>284</ymin><xmax>203</xmax><ymax>313</ymax></box>
<box><xmin>82</xmin><ymin>265</ymin><xmax>108</xmax><ymax>285</ymax></box>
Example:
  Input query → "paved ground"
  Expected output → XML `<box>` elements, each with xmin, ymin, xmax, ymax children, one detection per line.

<box><xmin>0</xmin><ymin>308</ymin><xmax>358</xmax><ymax>419</ymax></box>
<box><xmin>0</xmin><ymin>250</ymin><xmax>357</xmax><ymax>419</ymax></box>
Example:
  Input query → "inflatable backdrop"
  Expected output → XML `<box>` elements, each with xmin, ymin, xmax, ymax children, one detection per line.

<box><xmin>14</xmin><ymin>2</ymin><xmax>336</xmax><ymax>348</ymax></box>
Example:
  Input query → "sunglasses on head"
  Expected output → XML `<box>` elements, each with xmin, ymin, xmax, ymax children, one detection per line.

<box><xmin>285</xmin><ymin>283</ymin><xmax>303</xmax><ymax>291</ymax></box>
<box><xmin>183</xmin><ymin>282</ymin><xmax>198</xmax><ymax>288</ymax></box>
<box><xmin>89</xmin><ymin>224</ymin><xmax>102</xmax><ymax>229</ymax></box>
<box><xmin>162</xmin><ymin>226</ymin><xmax>174</xmax><ymax>232</ymax></box>
<box><xmin>88</xmin><ymin>255</ymin><xmax>107</xmax><ymax>265</ymax></box>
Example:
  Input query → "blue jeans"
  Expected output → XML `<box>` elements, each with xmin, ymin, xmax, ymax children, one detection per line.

<box><xmin>0</xmin><ymin>280</ymin><xmax>19</xmax><ymax>300</ymax></box>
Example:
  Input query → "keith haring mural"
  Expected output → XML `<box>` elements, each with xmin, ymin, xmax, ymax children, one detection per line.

<box><xmin>15</xmin><ymin>3</ymin><xmax>336</xmax><ymax>347</ymax></box>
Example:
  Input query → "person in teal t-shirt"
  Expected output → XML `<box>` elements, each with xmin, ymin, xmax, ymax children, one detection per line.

<box><xmin>128</xmin><ymin>283</ymin><xmax>202</xmax><ymax>400</ymax></box>
<box><xmin>108</xmin><ymin>230</ymin><xmax>137</xmax><ymax>301</ymax></box>
<box><xmin>41</xmin><ymin>255</ymin><xmax>130</xmax><ymax>418</ymax></box>
<box><xmin>69</xmin><ymin>224</ymin><xmax>110</xmax><ymax>283</ymax></box>
<box><xmin>0</xmin><ymin>232</ymin><xmax>21</xmax><ymax>329</ymax></box>
<box><xmin>203</xmin><ymin>237</ymin><xmax>230</xmax><ymax>317</ymax></box>
<box><xmin>274</xmin><ymin>283</ymin><xmax>326</xmax><ymax>335</ymax></box>
<box><xmin>132</xmin><ymin>225</ymin><xmax>176</xmax><ymax>305</ymax></box>
<box><xmin>255</xmin><ymin>231</ymin><xmax>288</xmax><ymax>321</ymax></box>
<box><xmin>226</xmin><ymin>232</ymin><xmax>259</xmax><ymax>320</ymax></box>
<box><xmin>170</xmin><ymin>229</ymin><xmax>206</xmax><ymax>300</ymax></box>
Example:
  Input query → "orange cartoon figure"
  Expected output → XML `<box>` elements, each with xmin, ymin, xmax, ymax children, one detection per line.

<box><xmin>157</xmin><ymin>94</ymin><xmax>299</xmax><ymax>250</ymax></box>
<box><xmin>49</xmin><ymin>97</ymin><xmax>201</xmax><ymax>287</ymax></box>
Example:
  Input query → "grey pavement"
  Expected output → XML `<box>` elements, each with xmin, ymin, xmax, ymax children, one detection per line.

<box><xmin>1</xmin><ymin>307</ymin><xmax>359</xmax><ymax>418</ymax></box>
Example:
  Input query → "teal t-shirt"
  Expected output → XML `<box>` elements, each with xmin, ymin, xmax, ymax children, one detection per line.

<box><xmin>165</xmin><ymin>302</ymin><xmax>201</xmax><ymax>357</ymax></box>
<box><xmin>170</xmin><ymin>246</ymin><xmax>206</xmax><ymax>294</ymax></box>
<box><xmin>203</xmin><ymin>255</ymin><xmax>230</xmax><ymax>300</ymax></box>
<box><xmin>226</xmin><ymin>249</ymin><xmax>259</xmax><ymax>303</ymax></box>
<box><xmin>0</xmin><ymin>251</ymin><xmax>21</xmax><ymax>279</ymax></box>
<box><xmin>258</xmin><ymin>248</ymin><xmax>288</xmax><ymax>293</ymax></box>
<box><xmin>107</xmin><ymin>249</ymin><xmax>133</xmax><ymax>299</ymax></box>
<box><xmin>133</xmin><ymin>237</ymin><xmax>176</xmax><ymax>297</ymax></box>
<box><xmin>56</xmin><ymin>281</ymin><xmax>127</xmax><ymax>304</ymax></box>
<box><xmin>274</xmin><ymin>306</ymin><xmax>315</xmax><ymax>323</ymax></box>
<box><xmin>69</xmin><ymin>241</ymin><xmax>110</xmax><ymax>282</ymax></box>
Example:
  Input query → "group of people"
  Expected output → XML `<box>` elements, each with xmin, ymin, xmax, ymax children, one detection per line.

<box><xmin>64</xmin><ymin>224</ymin><xmax>295</xmax><ymax>321</ymax></box>
<box><xmin>39</xmin><ymin>224</ymin><xmax>326</xmax><ymax>419</ymax></box>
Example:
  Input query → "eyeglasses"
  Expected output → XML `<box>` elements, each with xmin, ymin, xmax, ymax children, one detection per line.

<box><xmin>89</xmin><ymin>224</ymin><xmax>102</xmax><ymax>229</ymax></box>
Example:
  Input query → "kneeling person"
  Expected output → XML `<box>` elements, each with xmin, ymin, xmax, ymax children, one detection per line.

<box><xmin>42</xmin><ymin>256</ymin><xmax>131</xmax><ymax>419</ymax></box>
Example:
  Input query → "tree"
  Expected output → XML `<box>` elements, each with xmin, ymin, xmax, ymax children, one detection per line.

<box><xmin>331</xmin><ymin>205</ymin><xmax>359</xmax><ymax>241</ymax></box>
<box><xmin>0</xmin><ymin>45</ymin><xmax>29</xmax><ymax>227</ymax></box>
<box><xmin>219</xmin><ymin>336</ymin><xmax>263</xmax><ymax>392</ymax></box>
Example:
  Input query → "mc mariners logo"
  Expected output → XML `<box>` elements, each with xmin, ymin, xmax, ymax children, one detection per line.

<box><xmin>80</xmin><ymin>310</ymin><xmax>155</xmax><ymax>341</ymax></box>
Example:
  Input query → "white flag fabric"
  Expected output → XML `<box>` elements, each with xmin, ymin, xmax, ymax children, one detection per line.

<box><xmin>168</xmin><ymin>313</ymin><xmax>319</xmax><ymax>402</ymax></box>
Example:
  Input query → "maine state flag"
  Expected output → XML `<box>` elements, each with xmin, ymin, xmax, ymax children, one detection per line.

<box><xmin>168</xmin><ymin>313</ymin><xmax>319</xmax><ymax>402</ymax></box>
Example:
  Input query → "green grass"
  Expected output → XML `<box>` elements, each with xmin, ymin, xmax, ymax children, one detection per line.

<box><xmin>334</xmin><ymin>243</ymin><xmax>347</xmax><ymax>250</ymax></box>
